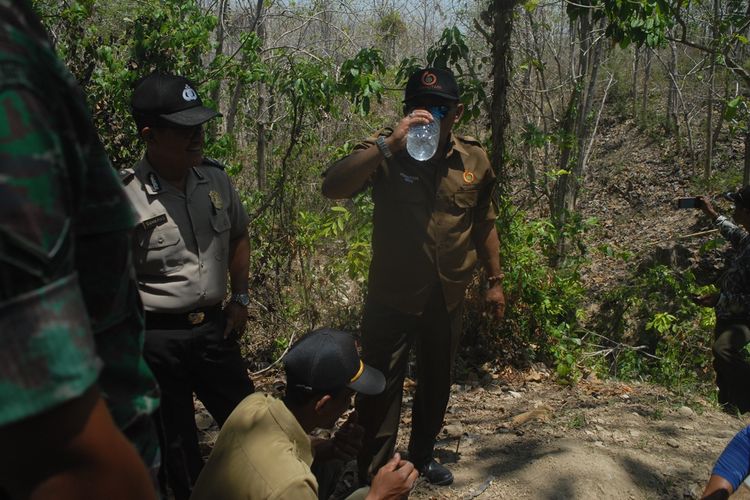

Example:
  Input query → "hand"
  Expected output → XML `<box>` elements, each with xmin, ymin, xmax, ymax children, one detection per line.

<box><xmin>386</xmin><ymin>109</ymin><xmax>434</xmax><ymax>154</ymax></box>
<box><xmin>485</xmin><ymin>285</ymin><xmax>506</xmax><ymax>320</ymax></box>
<box><xmin>693</xmin><ymin>292</ymin><xmax>719</xmax><ymax>308</ymax></box>
<box><xmin>367</xmin><ymin>453</ymin><xmax>418</xmax><ymax>500</ymax></box>
<box><xmin>697</xmin><ymin>195</ymin><xmax>718</xmax><ymax>219</ymax></box>
<box><xmin>223</xmin><ymin>301</ymin><xmax>248</xmax><ymax>339</ymax></box>
<box><xmin>331</xmin><ymin>410</ymin><xmax>364</xmax><ymax>461</ymax></box>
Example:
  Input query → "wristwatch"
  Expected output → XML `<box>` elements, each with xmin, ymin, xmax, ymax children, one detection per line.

<box><xmin>230</xmin><ymin>292</ymin><xmax>250</xmax><ymax>307</ymax></box>
<box><xmin>375</xmin><ymin>136</ymin><xmax>393</xmax><ymax>159</ymax></box>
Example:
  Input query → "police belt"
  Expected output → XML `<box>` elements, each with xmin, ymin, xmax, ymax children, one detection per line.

<box><xmin>145</xmin><ymin>303</ymin><xmax>222</xmax><ymax>330</ymax></box>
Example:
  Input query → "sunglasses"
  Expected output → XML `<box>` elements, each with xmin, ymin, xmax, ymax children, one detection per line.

<box><xmin>404</xmin><ymin>104</ymin><xmax>451</xmax><ymax>117</ymax></box>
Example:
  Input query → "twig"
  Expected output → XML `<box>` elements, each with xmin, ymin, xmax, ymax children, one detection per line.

<box><xmin>247</xmin><ymin>297</ymin><xmax>299</xmax><ymax>376</ymax></box>
<box><xmin>678</xmin><ymin>229</ymin><xmax>719</xmax><ymax>239</ymax></box>
<box><xmin>462</xmin><ymin>475</ymin><xmax>495</xmax><ymax>500</ymax></box>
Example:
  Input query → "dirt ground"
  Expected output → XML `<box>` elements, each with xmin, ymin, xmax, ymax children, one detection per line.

<box><xmin>404</xmin><ymin>372</ymin><xmax>750</xmax><ymax>500</ymax></box>
<box><xmin>195</xmin><ymin>366</ymin><xmax>750</xmax><ymax>500</ymax></box>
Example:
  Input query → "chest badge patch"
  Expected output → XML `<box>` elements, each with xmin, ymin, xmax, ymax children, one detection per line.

<box><xmin>463</xmin><ymin>171</ymin><xmax>476</xmax><ymax>184</ymax></box>
<box><xmin>399</xmin><ymin>172</ymin><xmax>419</xmax><ymax>184</ymax></box>
<box><xmin>209</xmin><ymin>190</ymin><xmax>223</xmax><ymax>210</ymax></box>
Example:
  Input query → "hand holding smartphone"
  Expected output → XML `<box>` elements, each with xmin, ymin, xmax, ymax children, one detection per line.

<box><xmin>675</xmin><ymin>197</ymin><xmax>701</xmax><ymax>209</ymax></box>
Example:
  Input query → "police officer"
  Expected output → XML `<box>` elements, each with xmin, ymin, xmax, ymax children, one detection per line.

<box><xmin>322</xmin><ymin>68</ymin><xmax>505</xmax><ymax>486</ymax></box>
<box><xmin>122</xmin><ymin>72</ymin><xmax>254</xmax><ymax>500</ymax></box>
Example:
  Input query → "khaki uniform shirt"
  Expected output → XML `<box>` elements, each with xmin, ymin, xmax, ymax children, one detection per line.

<box><xmin>122</xmin><ymin>156</ymin><xmax>249</xmax><ymax>313</ymax></box>
<box><xmin>337</xmin><ymin>133</ymin><xmax>497</xmax><ymax>314</ymax></box>
<box><xmin>190</xmin><ymin>393</ymin><xmax>317</xmax><ymax>500</ymax></box>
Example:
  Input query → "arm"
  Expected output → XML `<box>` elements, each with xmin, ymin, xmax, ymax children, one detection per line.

<box><xmin>473</xmin><ymin>220</ymin><xmax>505</xmax><ymax>320</ymax></box>
<box><xmin>702</xmin><ymin>426</ymin><xmax>750</xmax><ymax>499</ymax></box>
<box><xmin>224</xmin><ymin>232</ymin><xmax>250</xmax><ymax>338</ymax></box>
<box><xmin>321</xmin><ymin>110</ymin><xmax>433</xmax><ymax>199</ymax></box>
<box><xmin>0</xmin><ymin>83</ymin><xmax>155</xmax><ymax>498</ymax></box>
<box><xmin>0</xmin><ymin>387</ymin><xmax>156</xmax><ymax>500</ymax></box>
<box><xmin>698</xmin><ymin>196</ymin><xmax>748</xmax><ymax>247</ymax></box>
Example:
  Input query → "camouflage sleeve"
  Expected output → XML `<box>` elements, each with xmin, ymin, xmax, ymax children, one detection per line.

<box><xmin>0</xmin><ymin>87</ymin><xmax>100</xmax><ymax>426</ymax></box>
<box><xmin>714</xmin><ymin>216</ymin><xmax>750</xmax><ymax>318</ymax></box>
<box><xmin>715</xmin><ymin>215</ymin><xmax>750</xmax><ymax>248</ymax></box>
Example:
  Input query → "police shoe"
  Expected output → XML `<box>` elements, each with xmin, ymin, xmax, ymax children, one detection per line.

<box><xmin>417</xmin><ymin>459</ymin><xmax>453</xmax><ymax>486</ymax></box>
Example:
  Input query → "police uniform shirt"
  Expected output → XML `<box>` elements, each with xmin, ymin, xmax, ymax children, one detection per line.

<box><xmin>122</xmin><ymin>156</ymin><xmax>249</xmax><ymax>313</ymax></box>
<box><xmin>337</xmin><ymin>132</ymin><xmax>497</xmax><ymax>315</ymax></box>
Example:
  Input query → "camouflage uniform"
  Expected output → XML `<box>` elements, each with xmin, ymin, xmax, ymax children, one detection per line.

<box><xmin>0</xmin><ymin>0</ymin><xmax>160</xmax><ymax>477</ymax></box>
<box><xmin>711</xmin><ymin>215</ymin><xmax>750</xmax><ymax>413</ymax></box>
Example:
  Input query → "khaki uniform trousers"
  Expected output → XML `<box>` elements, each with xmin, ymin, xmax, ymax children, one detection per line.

<box><xmin>355</xmin><ymin>286</ymin><xmax>462</xmax><ymax>480</ymax></box>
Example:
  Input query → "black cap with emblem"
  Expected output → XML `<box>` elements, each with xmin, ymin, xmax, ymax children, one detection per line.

<box><xmin>131</xmin><ymin>73</ymin><xmax>221</xmax><ymax>127</ymax></box>
<box><xmin>404</xmin><ymin>67</ymin><xmax>460</xmax><ymax>103</ymax></box>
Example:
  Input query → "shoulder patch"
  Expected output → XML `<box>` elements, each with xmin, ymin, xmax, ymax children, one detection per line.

<box><xmin>119</xmin><ymin>168</ymin><xmax>135</xmax><ymax>184</ymax></box>
<box><xmin>202</xmin><ymin>157</ymin><xmax>226</xmax><ymax>170</ymax></box>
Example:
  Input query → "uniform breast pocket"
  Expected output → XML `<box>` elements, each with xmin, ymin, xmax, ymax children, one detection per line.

<box><xmin>210</xmin><ymin>211</ymin><xmax>231</xmax><ymax>262</ymax></box>
<box><xmin>453</xmin><ymin>189</ymin><xmax>479</xmax><ymax>208</ymax></box>
<box><xmin>138</xmin><ymin>224</ymin><xmax>184</xmax><ymax>275</ymax></box>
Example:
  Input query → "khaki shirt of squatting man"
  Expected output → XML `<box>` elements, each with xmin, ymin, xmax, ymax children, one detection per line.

<box><xmin>122</xmin><ymin>157</ymin><xmax>249</xmax><ymax>313</ymax></box>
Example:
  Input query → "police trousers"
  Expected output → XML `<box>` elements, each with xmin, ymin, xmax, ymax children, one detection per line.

<box><xmin>355</xmin><ymin>287</ymin><xmax>462</xmax><ymax>481</ymax></box>
<box><xmin>713</xmin><ymin>319</ymin><xmax>750</xmax><ymax>413</ymax></box>
<box><xmin>143</xmin><ymin>313</ymin><xmax>254</xmax><ymax>500</ymax></box>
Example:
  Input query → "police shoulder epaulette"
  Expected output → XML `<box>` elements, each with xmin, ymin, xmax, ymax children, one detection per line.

<box><xmin>456</xmin><ymin>135</ymin><xmax>482</xmax><ymax>147</ymax></box>
<box><xmin>119</xmin><ymin>168</ymin><xmax>135</xmax><ymax>184</ymax></box>
<box><xmin>202</xmin><ymin>157</ymin><xmax>226</xmax><ymax>170</ymax></box>
<box><xmin>377</xmin><ymin>127</ymin><xmax>394</xmax><ymax>138</ymax></box>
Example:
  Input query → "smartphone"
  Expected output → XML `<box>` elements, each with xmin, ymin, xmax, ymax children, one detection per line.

<box><xmin>676</xmin><ymin>197</ymin><xmax>700</xmax><ymax>209</ymax></box>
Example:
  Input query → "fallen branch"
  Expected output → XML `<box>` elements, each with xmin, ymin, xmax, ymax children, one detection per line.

<box><xmin>678</xmin><ymin>228</ymin><xmax>719</xmax><ymax>239</ymax></box>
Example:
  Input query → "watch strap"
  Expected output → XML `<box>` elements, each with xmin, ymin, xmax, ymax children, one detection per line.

<box><xmin>376</xmin><ymin>136</ymin><xmax>393</xmax><ymax>159</ymax></box>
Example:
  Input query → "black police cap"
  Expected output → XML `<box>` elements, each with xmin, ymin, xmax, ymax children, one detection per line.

<box><xmin>404</xmin><ymin>67</ymin><xmax>460</xmax><ymax>103</ymax></box>
<box><xmin>283</xmin><ymin>328</ymin><xmax>385</xmax><ymax>396</ymax></box>
<box><xmin>131</xmin><ymin>73</ymin><xmax>220</xmax><ymax>127</ymax></box>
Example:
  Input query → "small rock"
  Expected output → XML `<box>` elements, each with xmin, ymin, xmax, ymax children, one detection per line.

<box><xmin>441</xmin><ymin>424</ymin><xmax>464</xmax><ymax>438</ymax></box>
<box><xmin>677</xmin><ymin>406</ymin><xmax>696</xmax><ymax>418</ymax></box>
<box><xmin>508</xmin><ymin>390</ymin><xmax>522</xmax><ymax>399</ymax></box>
<box><xmin>667</xmin><ymin>439</ymin><xmax>680</xmax><ymax>448</ymax></box>
<box><xmin>195</xmin><ymin>412</ymin><xmax>214</xmax><ymax>431</ymax></box>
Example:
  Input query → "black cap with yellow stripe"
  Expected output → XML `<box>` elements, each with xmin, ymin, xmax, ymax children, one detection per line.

<box><xmin>283</xmin><ymin>328</ymin><xmax>385</xmax><ymax>396</ymax></box>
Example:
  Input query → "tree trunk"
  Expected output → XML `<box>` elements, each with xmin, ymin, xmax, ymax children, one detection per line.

<box><xmin>551</xmin><ymin>13</ymin><xmax>603</xmax><ymax>266</ymax></box>
<box><xmin>640</xmin><ymin>49</ymin><xmax>651</xmax><ymax>120</ymax></box>
<box><xmin>208</xmin><ymin>0</ymin><xmax>228</xmax><ymax>138</ymax></box>
<box><xmin>632</xmin><ymin>46</ymin><xmax>640</xmax><ymax>117</ymax></box>
<box><xmin>666</xmin><ymin>40</ymin><xmax>679</xmax><ymax>135</ymax></box>
<box><xmin>744</xmin><ymin>129</ymin><xmax>750</xmax><ymax>186</ymax></box>
<box><xmin>489</xmin><ymin>0</ymin><xmax>516</xmax><ymax>197</ymax></box>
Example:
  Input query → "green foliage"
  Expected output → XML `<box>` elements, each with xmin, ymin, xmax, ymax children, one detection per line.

<box><xmin>490</xmin><ymin>198</ymin><xmax>588</xmax><ymax>382</ymax></box>
<box><xmin>570</xmin><ymin>0</ymin><xmax>676</xmax><ymax>48</ymax></box>
<box><xmin>338</xmin><ymin>49</ymin><xmax>386</xmax><ymax>115</ymax></box>
<box><xmin>594</xmin><ymin>265</ymin><xmax>715</xmax><ymax>392</ymax></box>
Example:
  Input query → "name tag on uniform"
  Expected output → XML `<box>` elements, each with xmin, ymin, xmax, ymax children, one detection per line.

<box><xmin>142</xmin><ymin>214</ymin><xmax>167</xmax><ymax>230</ymax></box>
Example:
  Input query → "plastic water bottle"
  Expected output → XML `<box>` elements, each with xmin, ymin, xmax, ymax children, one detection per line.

<box><xmin>407</xmin><ymin>107</ymin><xmax>444</xmax><ymax>161</ymax></box>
